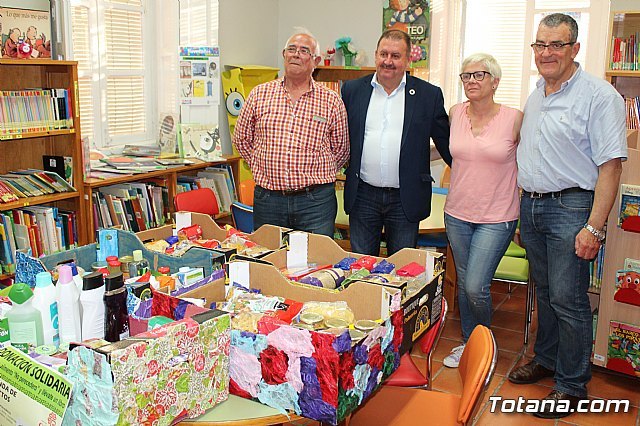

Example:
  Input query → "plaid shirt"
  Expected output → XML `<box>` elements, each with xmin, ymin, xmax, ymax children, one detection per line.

<box><xmin>233</xmin><ymin>77</ymin><xmax>349</xmax><ymax>191</ymax></box>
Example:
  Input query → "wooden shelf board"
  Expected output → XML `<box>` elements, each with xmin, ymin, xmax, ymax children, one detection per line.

<box><xmin>0</xmin><ymin>59</ymin><xmax>77</xmax><ymax>66</ymax></box>
<box><xmin>0</xmin><ymin>191</ymin><xmax>80</xmax><ymax>211</ymax></box>
<box><xmin>606</xmin><ymin>70</ymin><xmax>640</xmax><ymax>77</ymax></box>
<box><xmin>0</xmin><ymin>129</ymin><xmax>76</xmax><ymax>141</ymax></box>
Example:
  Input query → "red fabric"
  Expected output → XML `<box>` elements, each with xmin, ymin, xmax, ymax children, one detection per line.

<box><xmin>260</xmin><ymin>346</ymin><xmax>289</xmax><ymax>385</ymax></box>
<box><xmin>367</xmin><ymin>344</ymin><xmax>385</xmax><ymax>371</ymax></box>
<box><xmin>257</xmin><ymin>315</ymin><xmax>287</xmax><ymax>335</ymax></box>
<box><xmin>229</xmin><ymin>378</ymin><xmax>253</xmax><ymax>399</ymax></box>
<box><xmin>311</xmin><ymin>332</ymin><xmax>339</xmax><ymax>407</ymax></box>
<box><xmin>151</xmin><ymin>289</ymin><xmax>181</xmax><ymax>319</ymax></box>
<box><xmin>338</xmin><ymin>351</ymin><xmax>356</xmax><ymax>390</ymax></box>
<box><xmin>391</xmin><ymin>310</ymin><xmax>404</xmax><ymax>350</ymax></box>
<box><xmin>396</xmin><ymin>262</ymin><xmax>426</xmax><ymax>277</ymax></box>
<box><xmin>233</xmin><ymin>78</ymin><xmax>349</xmax><ymax>191</ymax></box>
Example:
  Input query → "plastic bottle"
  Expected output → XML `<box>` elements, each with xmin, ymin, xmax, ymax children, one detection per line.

<box><xmin>56</xmin><ymin>264</ymin><xmax>82</xmax><ymax>344</ymax></box>
<box><xmin>32</xmin><ymin>272</ymin><xmax>59</xmax><ymax>347</ymax></box>
<box><xmin>6</xmin><ymin>282</ymin><xmax>44</xmax><ymax>352</ymax></box>
<box><xmin>104</xmin><ymin>272</ymin><xmax>130</xmax><ymax>342</ymax></box>
<box><xmin>70</xmin><ymin>263</ymin><xmax>84</xmax><ymax>293</ymax></box>
<box><xmin>80</xmin><ymin>271</ymin><xmax>105</xmax><ymax>340</ymax></box>
<box><xmin>128</xmin><ymin>250</ymin><xmax>149</xmax><ymax>278</ymax></box>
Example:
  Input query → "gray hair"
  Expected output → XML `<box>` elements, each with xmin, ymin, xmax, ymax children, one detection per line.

<box><xmin>540</xmin><ymin>13</ymin><xmax>578</xmax><ymax>43</ymax></box>
<box><xmin>284</xmin><ymin>27</ymin><xmax>321</xmax><ymax>57</ymax></box>
<box><xmin>461</xmin><ymin>53</ymin><xmax>502</xmax><ymax>80</ymax></box>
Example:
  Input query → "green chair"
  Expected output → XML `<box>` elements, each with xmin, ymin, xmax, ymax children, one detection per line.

<box><xmin>504</xmin><ymin>240</ymin><xmax>526</xmax><ymax>258</ymax></box>
<box><xmin>494</xmin><ymin>255</ymin><xmax>534</xmax><ymax>344</ymax></box>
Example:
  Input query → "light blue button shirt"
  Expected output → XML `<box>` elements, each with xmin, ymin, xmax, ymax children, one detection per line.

<box><xmin>518</xmin><ymin>64</ymin><xmax>627</xmax><ymax>193</ymax></box>
<box><xmin>360</xmin><ymin>73</ymin><xmax>406</xmax><ymax>188</ymax></box>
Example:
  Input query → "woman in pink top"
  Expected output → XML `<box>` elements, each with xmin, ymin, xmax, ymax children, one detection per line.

<box><xmin>443</xmin><ymin>53</ymin><xmax>523</xmax><ymax>368</ymax></box>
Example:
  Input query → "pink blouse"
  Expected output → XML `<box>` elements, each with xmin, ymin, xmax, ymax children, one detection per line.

<box><xmin>444</xmin><ymin>102</ymin><xmax>520</xmax><ymax>223</ymax></box>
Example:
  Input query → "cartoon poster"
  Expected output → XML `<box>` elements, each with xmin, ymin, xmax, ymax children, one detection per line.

<box><xmin>179</xmin><ymin>46</ymin><xmax>220</xmax><ymax>105</ymax></box>
<box><xmin>382</xmin><ymin>0</ymin><xmax>430</xmax><ymax>69</ymax></box>
<box><xmin>0</xmin><ymin>7</ymin><xmax>52</xmax><ymax>59</ymax></box>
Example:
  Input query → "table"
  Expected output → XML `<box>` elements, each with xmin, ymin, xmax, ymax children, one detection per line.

<box><xmin>335</xmin><ymin>188</ymin><xmax>446</xmax><ymax>234</ymax></box>
<box><xmin>179</xmin><ymin>395</ymin><xmax>303</xmax><ymax>425</ymax></box>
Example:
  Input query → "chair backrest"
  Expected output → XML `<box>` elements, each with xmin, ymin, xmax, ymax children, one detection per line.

<box><xmin>457</xmin><ymin>325</ymin><xmax>497</xmax><ymax>424</ymax></box>
<box><xmin>440</xmin><ymin>165</ymin><xmax>451</xmax><ymax>189</ymax></box>
<box><xmin>174</xmin><ymin>188</ymin><xmax>219</xmax><ymax>216</ymax></box>
<box><xmin>231</xmin><ymin>201</ymin><xmax>254</xmax><ymax>233</ymax></box>
<box><xmin>238</xmin><ymin>179</ymin><xmax>255</xmax><ymax>206</ymax></box>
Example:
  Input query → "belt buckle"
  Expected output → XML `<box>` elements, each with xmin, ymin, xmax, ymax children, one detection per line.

<box><xmin>529</xmin><ymin>191</ymin><xmax>543</xmax><ymax>199</ymax></box>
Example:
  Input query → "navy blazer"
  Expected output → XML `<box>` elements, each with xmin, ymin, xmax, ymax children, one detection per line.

<box><xmin>341</xmin><ymin>73</ymin><xmax>452</xmax><ymax>222</ymax></box>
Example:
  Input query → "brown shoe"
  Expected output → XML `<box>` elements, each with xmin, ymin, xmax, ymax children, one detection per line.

<box><xmin>508</xmin><ymin>360</ymin><xmax>554</xmax><ymax>384</ymax></box>
<box><xmin>533</xmin><ymin>390</ymin><xmax>581</xmax><ymax>419</ymax></box>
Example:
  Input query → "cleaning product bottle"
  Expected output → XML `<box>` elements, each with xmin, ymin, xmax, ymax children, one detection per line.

<box><xmin>70</xmin><ymin>263</ymin><xmax>85</xmax><ymax>292</ymax></box>
<box><xmin>32</xmin><ymin>272</ymin><xmax>59</xmax><ymax>347</ymax></box>
<box><xmin>80</xmin><ymin>271</ymin><xmax>105</xmax><ymax>340</ymax></box>
<box><xmin>6</xmin><ymin>282</ymin><xmax>44</xmax><ymax>352</ymax></box>
<box><xmin>104</xmin><ymin>272</ymin><xmax>130</xmax><ymax>342</ymax></box>
<box><xmin>128</xmin><ymin>250</ymin><xmax>149</xmax><ymax>278</ymax></box>
<box><xmin>56</xmin><ymin>264</ymin><xmax>82</xmax><ymax>344</ymax></box>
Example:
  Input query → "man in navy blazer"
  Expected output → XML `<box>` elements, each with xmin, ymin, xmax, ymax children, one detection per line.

<box><xmin>341</xmin><ymin>29</ymin><xmax>452</xmax><ymax>255</ymax></box>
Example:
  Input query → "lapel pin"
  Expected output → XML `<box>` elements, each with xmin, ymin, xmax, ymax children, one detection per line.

<box><xmin>409</xmin><ymin>89</ymin><xmax>415</xmax><ymax>95</ymax></box>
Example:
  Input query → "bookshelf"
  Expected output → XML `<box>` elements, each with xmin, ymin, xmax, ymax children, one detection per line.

<box><xmin>312</xmin><ymin>66</ymin><xmax>415</xmax><ymax>93</ymax></box>
<box><xmin>82</xmin><ymin>155</ymin><xmax>240</xmax><ymax>243</ymax></box>
<box><xmin>0</xmin><ymin>59</ymin><xmax>86</xmax><ymax>277</ymax></box>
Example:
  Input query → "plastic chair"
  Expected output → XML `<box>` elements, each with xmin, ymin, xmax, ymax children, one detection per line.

<box><xmin>349</xmin><ymin>325</ymin><xmax>497</xmax><ymax>426</ymax></box>
<box><xmin>494</xmin><ymin>255</ymin><xmax>534</xmax><ymax>344</ymax></box>
<box><xmin>174</xmin><ymin>188</ymin><xmax>219</xmax><ymax>216</ymax></box>
<box><xmin>231</xmin><ymin>201</ymin><xmax>254</xmax><ymax>233</ymax></box>
<box><xmin>238</xmin><ymin>179</ymin><xmax>255</xmax><ymax>206</ymax></box>
<box><xmin>384</xmin><ymin>298</ymin><xmax>448</xmax><ymax>389</ymax></box>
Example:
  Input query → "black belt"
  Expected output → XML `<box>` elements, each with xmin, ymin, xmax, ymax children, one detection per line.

<box><xmin>263</xmin><ymin>183</ymin><xmax>331</xmax><ymax>196</ymax></box>
<box><xmin>522</xmin><ymin>187</ymin><xmax>593</xmax><ymax>199</ymax></box>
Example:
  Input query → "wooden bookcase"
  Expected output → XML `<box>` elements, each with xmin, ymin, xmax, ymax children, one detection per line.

<box><xmin>82</xmin><ymin>155</ymin><xmax>240</xmax><ymax>243</ymax></box>
<box><xmin>0</xmin><ymin>59</ymin><xmax>86</xmax><ymax>276</ymax></box>
<box><xmin>312</xmin><ymin>66</ymin><xmax>415</xmax><ymax>89</ymax></box>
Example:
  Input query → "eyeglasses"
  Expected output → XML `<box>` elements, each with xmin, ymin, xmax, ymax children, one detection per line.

<box><xmin>530</xmin><ymin>42</ymin><xmax>575</xmax><ymax>53</ymax></box>
<box><xmin>459</xmin><ymin>71</ymin><xmax>491</xmax><ymax>83</ymax></box>
<box><xmin>285</xmin><ymin>46</ymin><xmax>313</xmax><ymax>57</ymax></box>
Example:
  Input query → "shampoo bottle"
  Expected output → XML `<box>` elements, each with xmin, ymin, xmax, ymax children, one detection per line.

<box><xmin>80</xmin><ymin>271</ymin><xmax>105</xmax><ymax>340</ymax></box>
<box><xmin>104</xmin><ymin>272</ymin><xmax>130</xmax><ymax>342</ymax></box>
<box><xmin>6</xmin><ymin>282</ymin><xmax>44</xmax><ymax>352</ymax></box>
<box><xmin>32</xmin><ymin>272</ymin><xmax>59</xmax><ymax>347</ymax></box>
<box><xmin>56</xmin><ymin>264</ymin><xmax>82</xmax><ymax>344</ymax></box>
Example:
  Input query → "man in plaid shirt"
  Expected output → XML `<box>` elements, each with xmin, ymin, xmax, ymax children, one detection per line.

<box><xmin>233</xmin><ymin>29</ymin><xmax>349</xmax><ymax>237</ymax></box>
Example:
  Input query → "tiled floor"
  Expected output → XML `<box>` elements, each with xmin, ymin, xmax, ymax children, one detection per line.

<box><xmin>286</xmin><ymin>281</ymin><xmax>640</xmax><ymax>426</ymax></box>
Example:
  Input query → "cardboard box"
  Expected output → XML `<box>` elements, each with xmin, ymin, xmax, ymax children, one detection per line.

<box><xmin>135</xmin><ymin>212</ymin><xmax>290</xmax><ymax>262</ymax></box>
<box><xmin>256</xmin><ymin>232</ymin><xmax>445</xmax><ymax>352</ymax></box>
<box><xmin>182</xmin><ymin>262</ymin><xmax>403</xmax><ymax>425</ymax></box>
<box><xmin>15</xmin><ymin>228</ymin><xmax>226</xmax><ymax>286</ymax></box>
<box><xmin>65</xmin><ymin>309</ymin><xmax>231</xmax><ymax>425</ymax></box>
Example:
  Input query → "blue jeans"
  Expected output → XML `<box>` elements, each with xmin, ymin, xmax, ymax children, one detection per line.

<box><xmin>520</xmin><ymin>191</ymin><xmax>594</xmax><ymax>398</ymax></box>
<box><xmin>349</xmin><ymin>180</ymin><xmax>419</xmax><ymax>256</ymax></box>
<box><xmin>445</xmin><ymin>214</ymin><xmax>517</xmax><ymax>341</ymax></box>
<box><xmin>253</xmin><ymin>183</ymin><xmax>337</xmax><ymax>237</ymax></box>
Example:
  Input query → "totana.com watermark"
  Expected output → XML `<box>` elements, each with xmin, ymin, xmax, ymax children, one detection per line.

<box><xmin>488</xmin><ymin>396</ymin><xmax>630</xmax><ymax>414</ymax></box>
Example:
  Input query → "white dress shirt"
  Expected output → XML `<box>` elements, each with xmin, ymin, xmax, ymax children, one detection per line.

<box><xmin>360</xmin><ymin>73</ymin><xmax>406</xmax><ymax>188</ymax></box>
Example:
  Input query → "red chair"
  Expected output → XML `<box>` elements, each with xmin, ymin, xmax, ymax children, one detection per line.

<box><xmin>174</xmin><ymin>188</ymin><xmax>219</xmax><ymax>216</ymax></box>
<box><xmin>384</xmin><ymin>297</ymin><xmax>448</xmax><ymax>389</ymax></box>
<box><xmin>238</xmin><ymin>179</ymin><xmax>255</xmax><ymax>207</ymax></box>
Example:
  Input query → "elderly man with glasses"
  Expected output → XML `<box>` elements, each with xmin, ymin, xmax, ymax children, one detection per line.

<box><xmin>508</xmin><ymin>13</ymin><xmax>627</xmax><ymax>419</ymax></box>
<box><xmin>233</xmin><ymin>29</ymin><xmax>349</xmax><ymax>236</ymax></box>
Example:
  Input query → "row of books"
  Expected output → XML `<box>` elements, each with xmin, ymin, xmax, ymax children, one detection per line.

<box><xmin>610</xmin><ymin>32</ymin><xmax>639</xmax><ymax>71</ymax></box>
<box><xmin>176</xmin><ymin>165</ymin><xmax>238</xmax><ymax>213</ymax></box>
<box><xmin>589</xmin><ymin>244</ymin><xmax>605</xmax><ymax>290</ymax></box>
<box><xmin>0</xmin><ymin>169</ymin><xmax>76</xmax><ymax>203</ymax></box>
<box><xmin>0</xmin><ymin>207</ymin><xmax>78</xmax><ymax>273</ymax></box>
<box><xmin>0</xmin><ymin>89</ymin><xmax>74</xmax><ymax>136</ymax></box>
<box><xmin>92</xmin><ymin>180</ymin><xmax>170</xmax><ymax>233</ymax></box>
<box><xmin>624</xmin><ymin>97</ymin><xmax>640</xmax><ymax>130</ymax></box>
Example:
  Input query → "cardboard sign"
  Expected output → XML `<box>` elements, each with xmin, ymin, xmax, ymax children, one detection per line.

<box><xmin>0</xmin><ymin>345</ymin><xmax>71</xmax><ymax>426</ymax></box>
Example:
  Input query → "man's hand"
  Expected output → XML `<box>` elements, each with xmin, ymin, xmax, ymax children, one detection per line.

<box><xmin>575</xmin><ymin>228</ymin><xmax>601</xmax><ymax>260</ymax></box>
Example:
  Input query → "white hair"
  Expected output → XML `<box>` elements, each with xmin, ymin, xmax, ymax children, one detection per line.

<box><xmin>283</xmin><ymin>26</ymin><xmax>321</xmax><ymax>57</ymax></box>
<box><xmin>461</xmin><ymin>52</ymin><xmax>502</xmax><ymax>80</ymax></box>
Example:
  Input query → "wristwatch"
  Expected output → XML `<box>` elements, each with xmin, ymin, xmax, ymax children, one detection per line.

<box><xmin>583</xmin><ymin>223</ymin><xmax>606</xmax><ymax>242</ymax></box>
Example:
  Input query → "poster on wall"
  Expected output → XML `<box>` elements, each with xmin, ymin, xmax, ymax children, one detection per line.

<box><xmin>179</xmin><ymin>46</ymin><xmax>220</xmax><ymax>106</ymax></box>
<box><xmin>0</xmin><ymin>7</ymin><xmax>52</xmax><ymax>58</ymax></box>
<box><xmin>382</xmin><ymin>0</ymin><xmax>430</xmax><ymax>69</ymax></box>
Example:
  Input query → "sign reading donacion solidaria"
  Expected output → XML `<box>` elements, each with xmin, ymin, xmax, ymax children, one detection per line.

<box><xmin>0</xmin><ymin>345</ymin><xmax>71</xmax><ymax>426</ymax></box>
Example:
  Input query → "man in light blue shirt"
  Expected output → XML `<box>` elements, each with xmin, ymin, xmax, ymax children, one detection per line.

<box><xmin>509</xmin><ymin>13</ymin><xmax>627</xmax><ymax>419</ymax></box>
